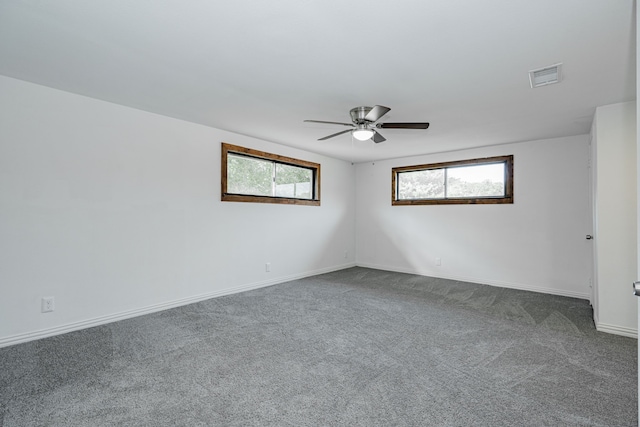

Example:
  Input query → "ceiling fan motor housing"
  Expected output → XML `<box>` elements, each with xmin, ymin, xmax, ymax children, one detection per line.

<box><xmin>350</xmin><ymin>106</ymin><xmax>373</xmax><ymax>124</ymax></box>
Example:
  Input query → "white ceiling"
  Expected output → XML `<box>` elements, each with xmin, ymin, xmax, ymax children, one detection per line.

<box><xmin>0</xmin><ymin>1</ymin><xmax>635</xmax><ymax>163</ymax></box>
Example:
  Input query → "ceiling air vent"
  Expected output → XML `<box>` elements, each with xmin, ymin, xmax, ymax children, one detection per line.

<box><xmin>529</xmin><ymin>63</ymin><xmax>562</xmax><ymax>88</ymax></box>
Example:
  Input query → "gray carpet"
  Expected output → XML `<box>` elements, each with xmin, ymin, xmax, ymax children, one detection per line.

<box><xmin>0</xmin><ymin>267</ymin><xmax>637</xmax><ymax>426</ymax></box>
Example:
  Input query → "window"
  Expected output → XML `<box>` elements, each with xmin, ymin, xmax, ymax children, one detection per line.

<box><xmin>392</xmin><ymin>155</ymin><xmax>513</xmax><ymax>205</ymax></box>
<box><xmin>221</xmin><ymin>143</ymin><xmax>320</xmax><ymax>206</ymax></box>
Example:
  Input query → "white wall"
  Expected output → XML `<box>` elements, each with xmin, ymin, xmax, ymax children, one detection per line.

<box><xmin>0</xmin><ymin>75</ymin><xmax>356</xmax><ymax>346</ymax></box>
<box><xmin>355</xmin><ymin>135</ymin><xmax>593</xmax><ymax>300</ymax></box>
<box><xmin>593</xmin><ymin>101</ymin><xmax>637</xmax><ymax>336</ymax></box>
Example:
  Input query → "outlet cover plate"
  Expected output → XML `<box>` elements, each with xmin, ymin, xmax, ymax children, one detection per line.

<box><xmin>41</xmin><ymin>297</ymin><xmax>55</xmax><ymax>313</ymax></box>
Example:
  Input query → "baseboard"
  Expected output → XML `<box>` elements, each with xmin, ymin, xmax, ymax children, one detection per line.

<box><xmin>356</xmin><ymin>262</ymin><xmax>591</xmax><ymax>300</ymax></box>
<box><xmin>0</xmin><ymin>262</ymin><xmax>357</xmax><ymax>349</ymax></box>
<box><xmin>595</xmin><ymin>321</ymin><xmax>638</xmax><ymax>338</ymax></box>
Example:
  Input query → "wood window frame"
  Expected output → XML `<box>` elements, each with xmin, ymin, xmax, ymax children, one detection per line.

<box><xmin>221</xmin><ymin>142</ymin><xmax>321</xmax><ymax>206</ymax></box>
<box><xmin>392</xmin><ymin>155</ymin><xmax>514</xmax><ymax>206</ymax></box>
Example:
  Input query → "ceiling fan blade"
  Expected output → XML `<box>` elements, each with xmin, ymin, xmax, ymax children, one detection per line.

<box><xmin>364</xmin><ymin>105</ymin><xmax>391</xmax><ymax>122</ymax></box>
<box><xmin>372</xmin><ymin>130</ymin><xmax>386</xmax><ymax>143</ymax></box>
<box><xmin>318</xmin><ymin>129</ymin><xmax>353</xmax><ymax>141</ymax></box>
<box><xmin>377</xmin><ymin>122</ymin><xmax>430</xmax><ymax>129</ymax></box>
<box><xmin>304</xmin><ymin>120</ymin><xmax>354</xmax><ymax>127</ymax></box>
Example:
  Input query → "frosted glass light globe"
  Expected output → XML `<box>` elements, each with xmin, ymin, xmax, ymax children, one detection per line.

<box><xmin>353</xmin><ymin>129</ymin><xmax>374</xmax><ymax>141</ymax></box>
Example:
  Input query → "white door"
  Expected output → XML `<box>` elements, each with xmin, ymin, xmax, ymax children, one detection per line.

<box><xmin>630</xmin><ymin>6</ymin><xmax>638</xmax><ymax>423</ymax></box>
<box><xmin>636</xmin><ymin>14</ymin><xmax>639</xmax><ymax>418</ymax></box>
<box><xmin>633</xmin><ymin>113</ymin><xmax>639</xmax><ymax>423</ymax></box>
<box><xmin>589</xmin><ymin>134</ymin><xmax>598</xmax><ymax>315</ymax></box>
<box><xmin>636</xmin><ymin>46</ymin><xmax>640</xmax><ymax>426</ymax></box>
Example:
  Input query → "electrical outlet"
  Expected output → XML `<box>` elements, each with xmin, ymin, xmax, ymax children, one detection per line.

<box><xmin>435</xmin><ymin>257</ymin><xmax>442</xmax><ymax>266</ymax></box>
<box><xmin>344</xmin><ymin>251</ymin><xmax>348</xmax><ymax>259</ymax></box>
<box><xmin>41</xmin><ymin>297</ymin><xmax>55</xmax><ymax>313</ymax></box>
<box><xmin>265</xmin><ymin>263</ymin><xmax>271</xmax><ymax>273</ymax></box>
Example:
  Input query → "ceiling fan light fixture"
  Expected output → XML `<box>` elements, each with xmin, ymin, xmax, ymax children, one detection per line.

<box><xmin>353</xmin><ymin>128</ymin><xmax>374</xmax><ymax>141</ymax></box>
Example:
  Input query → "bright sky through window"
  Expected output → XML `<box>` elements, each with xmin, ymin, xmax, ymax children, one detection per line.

<box><xmin>448</xmin><ymin>163</ymin><xmax>504</xmax><ymax>183</ymax></box>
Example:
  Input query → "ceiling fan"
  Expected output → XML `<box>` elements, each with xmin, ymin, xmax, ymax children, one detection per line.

<box><xmin>304</xmin><ymin>105</ymin><xmax>429</xmax><ymax>143</ymax></box>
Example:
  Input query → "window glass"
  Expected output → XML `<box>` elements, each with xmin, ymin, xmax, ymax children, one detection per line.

<box><xmin>227</xmin><ymin>153</ymin><xmax>273</xmax><ymax>197</ymax></box>
<box><xmin>275</xmin><ymin>163</ymin><xmax>313</xmax><ymax>199</ymax></box>
<box><xmin>398</xmin><ymin>169</ymin><xmax>444</xmax><ymax>200</ymax></box>
<box><xmin>446</xmin><ymin>163</ymin><xmax>505</xmax><ymax>198</ymax></box>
